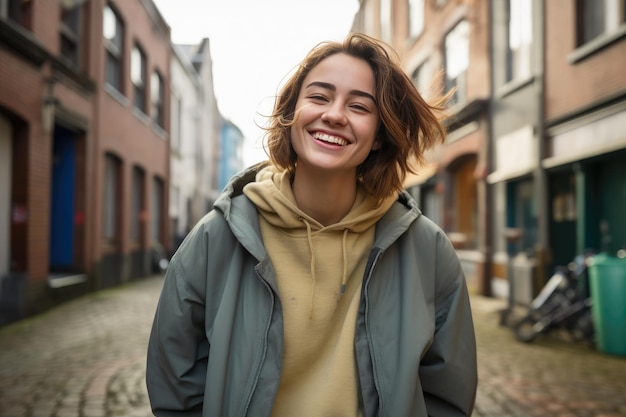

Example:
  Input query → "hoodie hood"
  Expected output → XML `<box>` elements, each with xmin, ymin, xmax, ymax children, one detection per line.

<box><xmin>243</xmin><ymin>164</ymin><xmax>395</xmax><ymax>234</ymax></box>
<box><xmin>212</xmin><ymin>162</ymin><xmax>422</xmax><ymax>268</ymax></box>
<box><xmin>242</xmin><ymin>164</ymin><xmax>397</xmax><ymax>312</ymax></box>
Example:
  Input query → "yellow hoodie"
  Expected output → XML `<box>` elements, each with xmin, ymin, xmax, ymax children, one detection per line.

<box><xmin>243</xmin><ymin>165</ymin><xmax>397</xmax><ymax>417</ymax></box>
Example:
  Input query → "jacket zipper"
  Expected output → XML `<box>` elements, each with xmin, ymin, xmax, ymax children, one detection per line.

<box><xmin>363</xmin><ymin>248</ymin><xmax>384</xmax><ymax>416</ymax></box>
<box><xmin>241</xmin><ymin>269</ymin><xmax>275</xmax><ymax>417</ymax></box>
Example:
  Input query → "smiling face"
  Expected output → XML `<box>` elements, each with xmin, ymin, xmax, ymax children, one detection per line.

<box><xmin>290</xmin><ymin>53</ymin><xmax>380</xmax><ymax>178</ymax></box>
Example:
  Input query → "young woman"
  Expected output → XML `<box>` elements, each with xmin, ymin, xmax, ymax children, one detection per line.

<box><xmin>146</xmin><ymin>33</ymin><xmax>477</xmax><ymax>417</ymax></box>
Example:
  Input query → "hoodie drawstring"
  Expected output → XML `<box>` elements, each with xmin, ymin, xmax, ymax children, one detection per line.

<box><xmin>301</xmin><ymin>217</ymin><xmax>317</xmax><ymax>319</ymax></box>
<box><xmin>300</xmin><ymin>217</ymin><xmax>350</xmax><ymax>319</ymax></box>
<box><xmin>341</xmin><ymin>228</ymin><xmax>349</xmax><ymax>296</ymax></box>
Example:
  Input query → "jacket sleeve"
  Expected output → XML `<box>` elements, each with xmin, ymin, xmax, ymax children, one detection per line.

<box><xmin>146</xmin><ymin>226</ymin><xmax>210</xmax><ymax>416</ymax></box>
<box><xmin>419</xmin><ymin>232</ymin><xmax>478</xmax><ymax>416</ymax></box>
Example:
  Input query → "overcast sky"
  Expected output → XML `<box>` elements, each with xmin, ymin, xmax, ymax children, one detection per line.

<box><xmin>152</xmin><ymin>0</ymin><xmax>360</xmax><ymax>166</ymax></box>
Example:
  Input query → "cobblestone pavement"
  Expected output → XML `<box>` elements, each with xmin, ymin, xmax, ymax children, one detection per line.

<box><xmin>471</xmin><ymin>296</ymin><xmax>626</xmax><ymax>417</ymax></box>
<box><xmin>0</xmin><ymin>277</ymin><xmax>161</xmax><ymax>417</ymax></box>
<box><xmin>0</xmin><ymin>275</ymin><xmax>625</xmax><ymax>417</ymax></box>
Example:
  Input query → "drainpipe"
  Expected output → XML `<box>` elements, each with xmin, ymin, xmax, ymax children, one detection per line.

<box><xmin>533</xmin><ymin>0</ymin><xmax>549</xmax><ymax>292</ymax></box>
<box><xmin>483</xmin><ymin>0</ymin><xmax>494</xmax><ymax>297</ymax></box>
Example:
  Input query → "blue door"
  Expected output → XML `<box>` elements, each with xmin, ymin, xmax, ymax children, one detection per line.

<box><xmin>49</xmin><ymin>126</ymin><xmax>75</xmax><ymax>270</ymax></box>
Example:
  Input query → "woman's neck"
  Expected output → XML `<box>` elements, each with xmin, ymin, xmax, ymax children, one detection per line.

<box><xmin>291</xmin><ymin>169</ymin><xmax>358</xmax><ymax>226</ymax></box>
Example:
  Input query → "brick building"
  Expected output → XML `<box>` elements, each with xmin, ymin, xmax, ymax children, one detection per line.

<box><xmin>489</xmin><ymin>0</ymin><xmax>626</xmax><ymax>307</ymax></box>
<box><xmin>0</xmin><ymin>0</ymin><xmax>171</xmax><ymax>324</ymax></box>
<box><xmin>352</xmin><ymin>0</ymin><xmax>626</xmax><ymax>305</ymax></box>
<box><xmin>352</xmin><ymin>0</ymin><xmax>492</xmax><ymax>294</ymax></box>
<box><xmin>542</xmin><ymin>0</ymin><xmax>626</xmax><ymax>269</ymax></box>
<box><xmin>169</xmin><ymin>39</ymin><xmax>223</xmax><ymax>254</ymax></box>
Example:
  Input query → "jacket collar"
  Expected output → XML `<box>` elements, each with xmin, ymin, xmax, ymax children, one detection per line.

<box><xmin>373</xmin><ymin>191</ymin><xmax>421</xmax><ymax>250</ymax></box>
<box><xmin>213</xmin><ymin>161</ymin><xmax>422</xmax><ymax>256</ymax></box>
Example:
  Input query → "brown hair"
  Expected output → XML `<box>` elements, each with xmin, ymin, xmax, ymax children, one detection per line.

<box><xmin>264</xmin><ymin>32</ymin><xmax>447</xmax><ymax>201</ymax></box>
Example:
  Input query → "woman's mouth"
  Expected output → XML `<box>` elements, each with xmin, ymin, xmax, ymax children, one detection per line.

<box><xmin>311</xmin><ymin>132</ymin><xmax>348</xmax><ymax>146</ymax></box>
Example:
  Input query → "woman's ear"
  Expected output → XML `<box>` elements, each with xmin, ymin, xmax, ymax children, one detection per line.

<box><xmin>371</xmin><ymin>138</ymin><xmax>382</xmax><ymax>151</ymax></box>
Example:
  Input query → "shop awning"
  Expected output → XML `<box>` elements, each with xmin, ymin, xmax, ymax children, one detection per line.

<box><xmin>486</xmin><ymin>167</ymin><xmax>533</xmax><ymax>184</ymax></box>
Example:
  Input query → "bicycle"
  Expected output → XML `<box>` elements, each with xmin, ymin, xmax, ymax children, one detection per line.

<box><xmin>513</xmin><ymin>251</ymin><xmax>595</xmax><ymax>344</ymax></box>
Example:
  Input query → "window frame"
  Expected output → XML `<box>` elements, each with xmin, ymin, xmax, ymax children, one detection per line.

<box><xmin>103</xmin><ymin>153</ymin><xmax>122</xmax><ymax>245</ymax></box>
<box><xmin>408</xmin><ymin>0</ymin><xmax>425</xmax><ymax>39</ymax></box>
<box><xmin>103</xmin><ymin>4</ymin><xmax>124</xmax><ymax>92</ymax></box>
<box><xmin>570</xmin><ymin>0</ymin><xmax>626</xmax><ymax>62</ymax></box>
<box><xmin>59</xmin><ymin>2</ymin><xmax>84</xmax><ymax>68</ymax></box>
<box><xmin>444</xmin><ymin>19</ymin><xmax>470</xmax><ymax>107</ymax></box>
<box><xmin>576</xmin><ymin>0</ymin><xmax>626</xmax><ymax>45</ymax></box>
<box><xmin>151</xmin><ymin>70</ymin><xmax>164</xmax><ymax>128</ymax></box>
<box><xmin>505</xmin><ymin>0</ymin><xmax>533</xmax><ymax>83</ymax></box>
<box><xmin>1</xmin><ymin>0</ymin><xmax>32</xmax><ymax>28</ymax></box>
<box><xmin>131</xmin><ymin>43</ymin><xmax>147</xmax><ymax>113</ymax></box>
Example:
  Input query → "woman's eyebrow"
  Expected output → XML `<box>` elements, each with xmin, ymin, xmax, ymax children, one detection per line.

<box><xmin>305</xmin><ymin>81</ymin><xmax>376</xmax><ymax>103</ymax></box>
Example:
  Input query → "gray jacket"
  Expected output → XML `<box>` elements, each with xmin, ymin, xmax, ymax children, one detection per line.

<box><xmin>146</xmin><ymin>165</ymin><xmax>477</xmax><ymax>417</ymax></box>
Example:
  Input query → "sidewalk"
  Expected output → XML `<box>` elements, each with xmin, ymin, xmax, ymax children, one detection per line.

<box><xmin>0</xmin><ymin>275</ymin><xmax>624</xmax><ymax>417</ymax></box>
<box><xmin>0</xmin><ymin>276</ymin><xmax>161</xmax><ymax>417</ymax></box>
<box><xmin>471</xmin><ymin>294</ymin><xmax>626</xmax><ymax>417</ymax></box>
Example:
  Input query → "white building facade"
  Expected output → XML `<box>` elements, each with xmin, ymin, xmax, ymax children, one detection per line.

<box><xmin>169</xmin><ymin>39</ymin><xmax>221</xmax><ymax>252</ymax></box>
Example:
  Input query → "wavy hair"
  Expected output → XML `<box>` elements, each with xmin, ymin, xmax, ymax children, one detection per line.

<box><xmin>264</xmin><ymin>32</ymin><xmax>447</xmax><ymax>201</ymax></box>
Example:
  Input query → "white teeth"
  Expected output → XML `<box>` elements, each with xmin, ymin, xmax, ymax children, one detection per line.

<box><xmin>312</xmin><ymin>132</ymin><xmax>348</xmax><ymax>146</ymax></box>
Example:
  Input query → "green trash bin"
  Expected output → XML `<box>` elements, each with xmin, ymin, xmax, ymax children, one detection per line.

<box><xmin>588</xmin><ymin>254</ymin><xmax>626</xmax><ymax>356</ymax></box>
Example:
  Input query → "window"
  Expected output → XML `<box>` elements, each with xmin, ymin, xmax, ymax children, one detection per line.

<box><xmin>169</xmin><ymin>185</ymin><xmax>179</xmax><ymax>219</ymax></box>
<box><xmin>131</xmin><ymin>45</ymin><xmax>147</xmax><ymax>112</ymax></box>
<box><xmin>59</xmin><ymin>2</ymin><xmax>83</xmax><ymax>67</ymax></box>
<box><xmin>577</xmin><ymin>0</ymin><xmax>626</xmax><ymax>45</ymax></box>
<box><xmin>507</xmin><ymin>178</ymin><xmax>537</xmax><ymax>255</ymax></box>
<box><xmin>444</xmin><ymin>20</ymin><xmax>469</xmax><ymax>106</ymax></box>
<box><xmin>103</xmin><ymin>154</ymin><xmax>121</xmax><ymax>243</ymax></box>
<box><xmin>131</xmin><ymin>167</ymin><xmax>145</xmax><ymax>243</ymax></box>
<box><xmin>506</xmin><ymin>0</ymin><xmax>532</xmax><ymax>82</ymax></box>
<box><xmin>1</xmin><ymin>0</ymin><xmax>32</xmax><ymax>28</ymax></box>
<box><xmin>151</xmin><ymin>71</ymin><xmax>164</xmax><ymax>128</ymax></box>
<box><xmin>151</xmin><ymin>177</ymin><xmax>164</xmax><ymax>243</ymax></box>
<box><xmin>380</xmin><ymin>0</ymin><xmax>392</xmax><ymax>42</ymax></box>
<box><xmin>411</xmin><ymin>59</ymin><xmax>431</xmax><ymax>98</ymax></box>
<box><xmin>170</xmin><ymin>94</ymin><xmax>182</xmax><ymax>151</ymax></box>
<box><xmin>409</xmin><ymin>0</ymin><xmax>425</xmax><ymax>38</ymax></box>
<box><xmin>103</xmin><ymin>4</ymin><xmax>123</xmax><ymax>91</ymax></box>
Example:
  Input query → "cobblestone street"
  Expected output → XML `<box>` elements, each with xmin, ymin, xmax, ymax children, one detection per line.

<box><xmin>471</xmin><ymin>296</ymin><xmax>626</xmax><ymax>417</ymax></box>
<box><xmin>0</xmin><ymin>277</ymin><xmax>160</xmax><ymax>417</ymax></box>
<box><xmin>0</xmin><ymin>275</ymin><xmax>625</xmax><ymax>417</ymax></box>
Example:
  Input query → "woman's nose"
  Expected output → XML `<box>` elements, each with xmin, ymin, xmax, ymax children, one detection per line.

<box><xmin>321</xmin><ymin>103</ymin><xmax>347</xmax><ymax>125</ymax></box>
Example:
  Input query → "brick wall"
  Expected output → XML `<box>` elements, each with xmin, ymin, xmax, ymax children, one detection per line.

<box><xmin>94</xmin><ymin>0</ymin><xmax>171</xmax><ymax>262</ymax></box>
<box><xmin>0</xmin><ymin>0</ymin><xmax>172</xmax><ymax>323</ymax></box>
<box><xmin>545</xmin><ymin>1</ymin><xmax>626</xmax><ymax>120</ymax></box>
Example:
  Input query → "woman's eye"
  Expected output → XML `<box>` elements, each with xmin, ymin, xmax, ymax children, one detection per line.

<box><xmin>350</xmin><ymin>104</ymin><xmax>369</xmax><ymax>112</ymax></box>
<box><xmin>309</xmin><ymin>94</ymin><xmax>327</xmax><ymax>102</ymax></box>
